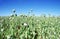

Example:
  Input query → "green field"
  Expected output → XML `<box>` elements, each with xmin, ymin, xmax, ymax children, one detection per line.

<box><xmin>0</xmin><ymin>14</ymin><xmax>60</xmax><ymax>39</ymax></box>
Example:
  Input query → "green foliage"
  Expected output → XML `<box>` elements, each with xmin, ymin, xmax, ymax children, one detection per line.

<box><xmin>0</xmin><ymin>15</ymin><xmax>60</xmax><ymax>39</ymax></box>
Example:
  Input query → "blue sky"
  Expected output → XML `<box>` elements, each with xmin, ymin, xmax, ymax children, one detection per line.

<box><xmin>0</xmin><ymin>0</ymin><xmax>60</xmax><ymax>16</ymax></box>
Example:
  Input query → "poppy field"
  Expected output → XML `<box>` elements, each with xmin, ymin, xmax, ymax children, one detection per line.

<box><xmin>0</xmin><ymin>14</ymin><xmax>60</xmax><ymax>39</ymax></box>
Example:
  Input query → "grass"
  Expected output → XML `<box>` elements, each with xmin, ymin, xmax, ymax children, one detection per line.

<box><xmin>0</xmin><ymin>14</ymin><xmax>60</xmax><ymax>39</ymax></box>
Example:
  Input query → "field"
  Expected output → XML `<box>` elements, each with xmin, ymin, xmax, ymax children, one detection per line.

<box><xmin>0</xmin><ymin>14</ymin><xmax>60</xmax><ymax>39</ymax></box>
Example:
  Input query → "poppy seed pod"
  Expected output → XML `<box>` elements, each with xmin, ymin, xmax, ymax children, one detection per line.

<box><xmin>12</xmin><ymin>9</ymin><xmax>16</xmax><ymax>13</ymax></box>
<box><xmin>17</xmin><ymin>25</ymin><xmax>20</xmax><ymax>29</ymax></box>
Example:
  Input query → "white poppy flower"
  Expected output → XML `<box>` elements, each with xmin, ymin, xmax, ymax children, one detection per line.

<box><xmin>54</xmin><ymin>32</ymin><xmax>56</xmax><ymax>35</ymax></box>
<box><xmin>1</xmin><ymin>28</ymin><xmax>4</xmax><ymax>32</ymax></box>
<box><xmin>6</xmin><ymin>35</ymin><xmax>10</xmax><ymax>39</ymax></box>
<box><xmin>24</xmin><ymin>23</ymin><xmax>27</xmax><ymax>26</ymax></box>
